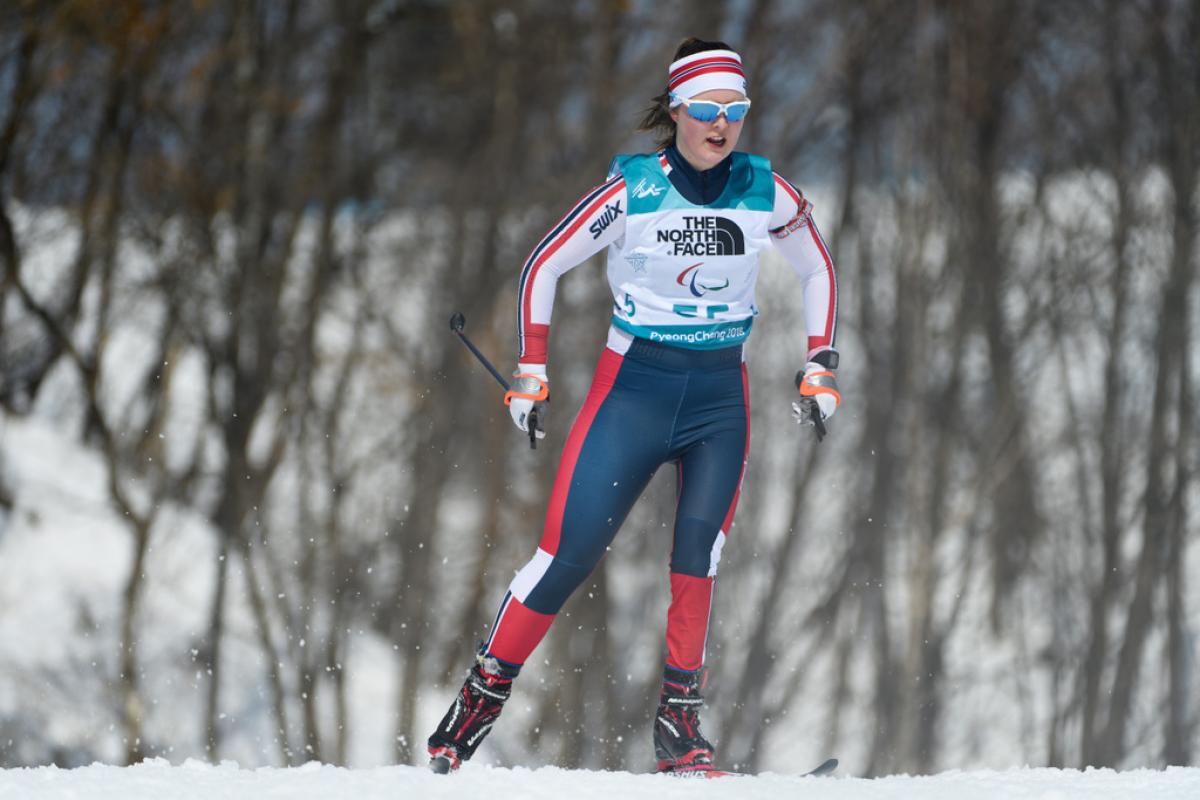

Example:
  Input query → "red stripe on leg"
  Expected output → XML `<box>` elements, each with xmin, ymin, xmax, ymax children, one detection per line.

<box><xmin>540</xmin><ymin>348</ymin><xmax>623</xmax><ymax>554</ymax></box>
<box><xmin>666</xmin><ymin>573</ymin><xmax>715</xmax><ymax>671</ymax></box>
<box><xmin>486</xmin><ymin>595</ymin><xmax>556</xmax><ymax>666</ymax></box>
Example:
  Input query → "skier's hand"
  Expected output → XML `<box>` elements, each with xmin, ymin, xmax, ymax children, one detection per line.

<box><xmin>505</xmin><ymin>365</ymin><xmax>548</xmax><ymax>440</ymax></box>
<box><xmin>792</xmin><ymin>361</ymin><xmax>840</xmax><ymax>425</ymax></box>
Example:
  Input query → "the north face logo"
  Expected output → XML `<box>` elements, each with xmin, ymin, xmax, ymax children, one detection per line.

<box><xmin>656</xmin><ymin>216</ymin><xmax>745</xmax><ymax>256</ymax></box>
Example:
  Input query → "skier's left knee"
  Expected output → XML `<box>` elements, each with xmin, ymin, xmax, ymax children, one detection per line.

<box><xmin>670</xmin><ymin>517</ymin><xmax>726</xmax><ymax>577</ymax></box>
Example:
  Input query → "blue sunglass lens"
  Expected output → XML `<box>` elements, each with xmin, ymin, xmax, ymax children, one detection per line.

<box><xmin>685</xmin><ymin>102</ymin><xmax>721</xmax><ymax>122</ymax></box>
<box><xmin>684</xmin><ymin>101</ymin><xmax>750</xmax><ymax>123</ymax></box>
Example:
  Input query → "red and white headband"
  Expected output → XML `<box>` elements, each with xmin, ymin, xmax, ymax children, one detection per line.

<box><xmin>667</xmin><ymin>49</ymin><xmax>747</xmax><ymax>105</ymax></box>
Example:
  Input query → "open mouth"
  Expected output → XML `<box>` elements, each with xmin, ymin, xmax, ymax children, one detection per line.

<box><xmin>706</xmin><ymin>135</ymin><xmax>727</xmax><ymax>148</ymax></box>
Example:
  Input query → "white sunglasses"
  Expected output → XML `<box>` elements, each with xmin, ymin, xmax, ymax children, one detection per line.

<box><xmin>671</xmin><ymin>93</ymin><xmax>752</xmax><ymax>122</ymax></box>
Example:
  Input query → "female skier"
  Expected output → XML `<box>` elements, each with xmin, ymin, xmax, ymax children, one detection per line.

<box><xmin>428</xmin><ymin>37</ymin><xmax>840</xmax><ymax>775</ymax></box>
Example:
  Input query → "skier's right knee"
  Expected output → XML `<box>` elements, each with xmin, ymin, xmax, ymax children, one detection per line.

<box><xmin>510</xmin><ymin>548</ymin><xmax>593</xmax><ymax>614</ymax></box>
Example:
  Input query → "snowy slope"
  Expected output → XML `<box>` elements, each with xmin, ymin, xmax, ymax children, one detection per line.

<box><xmin>2</xmin><ymin>762</ymin><xmax>1200</xmax><ymax>800</ymax></box>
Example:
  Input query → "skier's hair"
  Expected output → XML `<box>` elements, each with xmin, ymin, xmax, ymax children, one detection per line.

<box><xmin>638</xmin><ymin>37</ymin><xmax>738</xmax><ymax>151</ymax></box>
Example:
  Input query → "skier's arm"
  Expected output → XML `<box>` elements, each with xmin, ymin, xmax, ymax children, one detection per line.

<box><xmin>508</xmin><ymin>176</ymin><xmax>627</xmax><ymax>438</ymax></box>
<box><xmin>517</xmin><ymin>175</ymin><xmax>628</xmax><ymax>370</ymax></box>
<box><xmin>770</xmin><ymin>173</ymin><xmax>841</xmax><ymax>427</ymax></box>
<box><xmin>767</xmin><ymin>172</ymin><xmax>838</xmax><ymax>367</ymax></box>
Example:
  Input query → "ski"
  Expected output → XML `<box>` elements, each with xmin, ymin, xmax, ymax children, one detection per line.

<box><xmin>431</xmin><ymin>754</ymin><xmax>839</xmax><ymax>778</ymax></box>
<box><xmin>806</xmin><ymin>757</ymin><xmax>840</xmax><ymax>777</ymax></box>
<box><xmin>670</xmin><ymin>757</ymin><xmax>839</xmax><ymax>779</ymax></box>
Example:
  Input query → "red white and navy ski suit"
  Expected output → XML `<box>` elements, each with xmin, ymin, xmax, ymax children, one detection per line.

<box><xmin>482</xmin><ymin>144</ymin><xmax>837</xmax><ymax>680</ymax></box>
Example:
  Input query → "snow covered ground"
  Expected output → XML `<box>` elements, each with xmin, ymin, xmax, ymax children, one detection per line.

<box><xmin>1</xmin><ymin>760</ymin><xmax>1199</xmax><ymax>799</ymax></box>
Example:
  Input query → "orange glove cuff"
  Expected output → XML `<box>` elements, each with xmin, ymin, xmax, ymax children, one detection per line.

<box><xmin>799</xmin><ymin>371</ymin><xmax>842</xmax><ymax>404</ymax></box>
<box><xmin>504</xmin><ymin>373</ymin><xmax>549</xmax><ymax>405</ymax></box>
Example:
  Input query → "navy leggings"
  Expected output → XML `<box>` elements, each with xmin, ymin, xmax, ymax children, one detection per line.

<box><xmin>483</xmin><ymin>338</ymin><xmax>749</xmax><ymax>673</ymax></box>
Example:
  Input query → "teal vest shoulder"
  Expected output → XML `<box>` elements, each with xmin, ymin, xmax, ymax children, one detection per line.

<box><xmin>606</xmin><ymin>152</ymin><xmax>774</xmax><ymax>214</ymax></box>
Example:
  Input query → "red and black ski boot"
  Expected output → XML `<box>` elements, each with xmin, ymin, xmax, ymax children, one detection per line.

<box><xmin>653</xmin><ymin>668</ymin><xmax>715</xmax><ymax>776</ymax></box>
<box><xmin>428</xmin><ymin>658</ymin><xmax>514</xmax><ymax>773</ymax></box>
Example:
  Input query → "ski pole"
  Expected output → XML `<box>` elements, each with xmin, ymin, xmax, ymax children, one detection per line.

<box><xmin>794</xmin><ymin>371</ymin><xmax>827</xmax><ymax>443</ymax></box>
<box><xmin>449</xmin><ymin>311</ymin><xmax>540</xmax><ymax>450</ymax></box>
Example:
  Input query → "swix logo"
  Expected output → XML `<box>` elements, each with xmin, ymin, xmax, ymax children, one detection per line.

<box><xmin>676</xmin><ymin>262</ymin><xmax>730</xmax><ymax>297</ymax></box>
<box><xmin>589</xmin><ymin>200</ymin><xmax>624</xmax><ymax>238</ymax></box>
<box><xmin>631</xmin><ymin>178</ymin><xmax>666</xmax><ymax>199</ymax></box>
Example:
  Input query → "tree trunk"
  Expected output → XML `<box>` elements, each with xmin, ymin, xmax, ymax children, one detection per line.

<box><xmin>118</xmin><ymin>517</ymin><xmax>152</xmax><ymax>764</ymax></box>
<box><xmin>204</xmin><ymin>535</ymin><xmax>230</xmax><ymax>760</ymax></box>
<box><xmin>240</xmin><ymin>540</ymin><xmax>293</xmax><ymax>765</ymax></box>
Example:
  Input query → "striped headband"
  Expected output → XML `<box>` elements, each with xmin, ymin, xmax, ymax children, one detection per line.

<box><xmin>667</xmin><ymin>49</ymin><xmax>747</xmax><ymax>105</ymax></box>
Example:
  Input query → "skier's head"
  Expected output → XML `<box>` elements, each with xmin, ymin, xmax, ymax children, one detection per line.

<box><xmin>639</xmin><ymin>38</ymin><xmax>750</xmax><ymax>168</ymax></box>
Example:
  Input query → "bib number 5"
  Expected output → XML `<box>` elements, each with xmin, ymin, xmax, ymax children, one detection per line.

<box><xmin>672</xmin><ymin>303</ymin><xmax>729</xmax><ymax>319</ymax></box>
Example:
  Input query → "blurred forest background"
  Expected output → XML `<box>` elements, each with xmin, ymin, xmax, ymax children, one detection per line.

<box><xmin>1</xmin><ymin>0</ymin><xmax>1198</xmax><ymax>778</ymax></box>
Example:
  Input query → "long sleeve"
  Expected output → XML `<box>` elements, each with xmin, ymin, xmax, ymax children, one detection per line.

<box><xmin>517</xmin><ymin>175</ymin><xmax>628</xmax><ymax>366</ymax></box>
<box><xmin>767</xmin><ymin>172</ymin><xmax>838</xmax><ymax>361</ymax></box>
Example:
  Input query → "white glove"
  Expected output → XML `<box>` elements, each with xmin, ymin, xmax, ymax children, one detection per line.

<box><xmin>792</xmin><ymin>361</ymin><xmax>841</xmax><ymax>424</ymax></box>
<box><xmin>505</xmin><ymin>363</ymin><xmax>548</xmax><ymax>439</ymax></box>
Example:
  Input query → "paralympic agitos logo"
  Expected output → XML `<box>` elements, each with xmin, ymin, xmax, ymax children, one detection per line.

<box><xmin>676</xmin><ymin>263</ymin><xmax>729</xmax><ymax>296</ymax></box>
<box><xmin>657</xmin><ymin>216</ymin><xmax>745</xmax><ymax>256</ymax></box>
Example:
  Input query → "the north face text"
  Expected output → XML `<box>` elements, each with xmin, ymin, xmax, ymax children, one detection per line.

<box><xmin>657</xmin><ymin>216</ymin><xmax>745</xmax><ymax>256</ymax></box>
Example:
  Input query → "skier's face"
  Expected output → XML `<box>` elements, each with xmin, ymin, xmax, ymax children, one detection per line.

<box><xmin>670</xmin><ymin>89</ymin><xmax>746</xmax><ymax>172</ymax></box>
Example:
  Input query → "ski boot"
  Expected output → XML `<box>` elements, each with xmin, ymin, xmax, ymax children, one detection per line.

<box><xmin>653</xmin><ymin>668</ymin><xmax>715</xmax><ymax>776</ymax></box>
<box><xmin>428</xmin><ymin>657</ymin><xmax>515</xmax><ymax>773</ymax></box>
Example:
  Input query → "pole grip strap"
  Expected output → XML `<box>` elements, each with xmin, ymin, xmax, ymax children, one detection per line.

<box><xmin>504</xmin><ymin>373</ymin><xmax>549</xmax><ymax>405</ymax></box>
<box><xmin>798</xmin><ymin>370</ymin><xmax>841</xmax><ymax>404</ymax></box>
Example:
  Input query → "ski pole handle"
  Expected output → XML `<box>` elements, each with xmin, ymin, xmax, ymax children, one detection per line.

<box><xmin>526</xmin><ymin>406</ymin><xmax>541</xmax><ymax>450</ymax></box>
<box><xmin>811</xmin><ymin>405</ymin><xmax>827</xmax><ymax>442</ymax></box>
<box><xmin>794</xmin><ymin>371</ymin><xmax>827</xmax><ymax>443</ymax></box>
<box><xmin>449</xmin><ymin>311</ymin><xmax>539</xmax><ymax>450</ymax></box>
